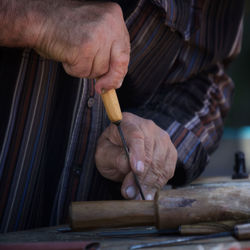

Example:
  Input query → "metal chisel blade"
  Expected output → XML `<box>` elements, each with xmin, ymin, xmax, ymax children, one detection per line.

<box><xmin>116</xmin><ymin>123</ymin><xmax>145</xmax><ymax>200</ymax></box>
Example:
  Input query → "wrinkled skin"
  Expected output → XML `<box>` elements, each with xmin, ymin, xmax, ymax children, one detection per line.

<box><xmin>95</xmin><ymin>113</ymin><xmax>178</xmax><ymax>200</ymax></box>
<box><xmin>32</xmin><ymin>1</ymin><xmax>130</xmax><ymax>93</ymax></box>
<box><xmin>0</xmin><ymin>0</ymin><xmax>177</xmax><ymax>200</ymax></box>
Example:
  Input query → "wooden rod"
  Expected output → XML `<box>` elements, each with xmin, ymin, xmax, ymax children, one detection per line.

<box><xmin>156</xmin><ymin>186</ymin><xmax>250</xmax><ymax>229</ymax></box>
<box><xmin>70</xmin><ymin>184</ymin><xmax>250</xmax><ymax>231</ymax></box>
<box><xmin>70</xmin><ymin>200</ymin><xmax>156</xmax><ymax>231</ymax></box>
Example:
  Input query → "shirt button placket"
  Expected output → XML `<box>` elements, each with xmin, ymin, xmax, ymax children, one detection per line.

<box><xmin>87</xmin><ymin>97</ymin><xmax>95</xmax><ymax>108</ymax></box>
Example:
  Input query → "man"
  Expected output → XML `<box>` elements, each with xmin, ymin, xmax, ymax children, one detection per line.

<box><xmin>0</xmin><ymin>0</ymin><xmax>244</xmax><ymax>232</ymax></box>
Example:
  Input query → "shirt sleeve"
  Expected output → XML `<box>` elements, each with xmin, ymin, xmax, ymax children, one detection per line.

<box><xmin>129</xmin><ymin>63</ymin><xmax>233</xmax><ymax>185</ymax></box>
<box><xmin>150</xmin><ymin>0</ymin><xmax>203</xmax><ymax>40</ymax></box>
<box><xmin>127</xmin><ymin>24</ymin><xmax>243</xmax><ymax>186</ymax></box>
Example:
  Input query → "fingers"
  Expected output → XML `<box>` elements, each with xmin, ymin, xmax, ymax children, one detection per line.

<box><xmin>142</xmin><ymin>130</ymin><xmax>177</xmax><ymax>197</ymax></box>
<box><xmin>158</xmin><ymin>131</ymin><xmax>177</xmax><ymax>184</ymax></box>
<box><xmin>121</xmin><ymin>172</ymin><xmax>157</xmax><ymax>201</ymax></box>
<box><xmin>35</xmin><ymin>1</ymin><xmax>130</xmax><ymax>88</ymax></box>
<box><xmin>95</xmin><ymin>127</ymin><xmax>131</xmax><ymax>182</ymax></box>
<box><xmin>142</xmin><ymin>185</ymin><xmax>158</xmax><ymax>200</ymax></box>
<box><xmin>89</xmin><ymin>46</ymin><xmax>110</xmax><ymax>78</ymax></box>
<box><xmin>122</xmin><ymin>114</ymin><xmax>177</xmax><ymax>200</ymax></box>
<box><xmin>62</xmin><ymin>44</ymin><xmax>96</xmax><ymax>78</ymax></box>
<box><xmin>116</xmin><ymin>116</ymin><xmax>147</xmax><ymax>184</ymax></box>
<box><xmin>62</xmin><ymin>27</ymin><xmax>130</xmax><ymax>92</ymax></box>
<box><xmin>163</xmin><ymin>133</ymin><xmax>178</xmax><ymax>180</ymax></box>
<box><xmin>121</xmin><ymin>171</ymin><xmax>137</xmax><ymax>199</ymax></box>
<box><xmin>95</xmin><ymin>113</ymin><xmax>178</xmax><ymax>201</ymax></box>
<box><xmin>103</xmin><ymin>121</ymin><xmax>146</xmax><ymax>181</ymax></box>
<box><xmin>128</xmin><ymin>136</ymin><xmax>145</xmax><ymax>173</ymax></box>
<box><xmin>62</xmin><ymin>58</ymin><xmax>92</xmax><ymax>78</ymax></box>
<box><xmin>95</xmin><ymin>39</ymin><xmax>130</xmax><ymax>94</ymax></box>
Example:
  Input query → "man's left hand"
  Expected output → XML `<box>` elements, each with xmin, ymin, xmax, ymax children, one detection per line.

<box><xmin>95</xmin><ymin>112</ymin><xmax>177</xmax><ymax>200</ymax></box>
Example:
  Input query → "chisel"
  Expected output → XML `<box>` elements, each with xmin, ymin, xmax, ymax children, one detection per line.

<box><xmin>130</xmin><ymin>223</ymin><xmax>250</xmax><ymax>249</ymax></box>
<box><xmin>101</xmin><ymin>89</ymin><xmax>145</xmax><ymax>200</ymax></box>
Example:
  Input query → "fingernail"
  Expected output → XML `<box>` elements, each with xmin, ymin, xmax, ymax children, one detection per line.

<box><xmin>136</xmin><ymin>161</ymin><xmax>144</xmax><ymax>173</ymax></box>
<box><xmin>126</xmin><ymin>186</ymin><xmax>136</xmax><ymax>199</ymax></box>
<box><xmin>146</xmin><ymin>194</ymin><xmax>154</xmax><ymax>200</ymax></box>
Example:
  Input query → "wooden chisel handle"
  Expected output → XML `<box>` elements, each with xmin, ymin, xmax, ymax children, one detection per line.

<box><xmin>101</xmin><ymin>89</ymin><xmax>122</xmax><ymax>123</ymax></box>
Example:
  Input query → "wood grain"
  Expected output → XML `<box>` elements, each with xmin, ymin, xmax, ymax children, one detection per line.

<box><xmin>70</xmin><ymin>182</ymin><xmax>250</xmax><ymax>231</ymax></box>
<box><xmin>70</xmin><ymin>200</ymin><xmax>155</xmax><ymax>231</ymax></box>
<box><xmin>156</xmin><ymin>186</ymin><xmax>250</xmax><ymax>229</ymax></box>
<box><xmin>101</xmin><ymin>89</ymin><xmax>122</xmax><ymax>123</ymax></box>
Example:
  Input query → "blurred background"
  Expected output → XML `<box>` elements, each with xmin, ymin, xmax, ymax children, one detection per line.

<box><xmin>202</xmin><ymin>2</ymin><xmax>250</xmax><ymax>177</ymax></box>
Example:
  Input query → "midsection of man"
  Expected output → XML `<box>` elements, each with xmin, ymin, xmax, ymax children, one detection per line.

<box><xmin>0</xmin><ymin>0</ymin><xmax>244</xmax><ymax>232</ymax></box>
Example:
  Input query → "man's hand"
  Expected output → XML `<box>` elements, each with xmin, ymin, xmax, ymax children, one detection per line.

<box><xmin>95</xmin><ymin>112</ymin><xmax>178</xmax><ymax>200</ymax></box>
<box><xmin>0</xmin><ymin>0</ymin><xmax>130</xmax><ymax>93</ymax></box>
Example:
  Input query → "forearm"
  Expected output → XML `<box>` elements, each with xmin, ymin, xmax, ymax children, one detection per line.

<box><xmin>0</xmin><ymin>0</ymin><xmax>129</xmax><ymax>92</ymax></box>
<box><xmin>0</xmin><ymin>0</ymin><xmax>51</xmax><ymax>48</ymax></box>
<box><xmin>0</xmin><ymin>0</ymin><xmax>73</xmax><ymax>48</ymax></box>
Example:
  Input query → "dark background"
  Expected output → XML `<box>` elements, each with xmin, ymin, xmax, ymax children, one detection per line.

<box><xmin>202</xmin><ymin>2</ymin><xmax>250</xmax><ymax>177</ymax></box>
<box><xmin>226</xmin><ymin>2</ymin><xmax>250</xmax><ymax>127</ymax></box>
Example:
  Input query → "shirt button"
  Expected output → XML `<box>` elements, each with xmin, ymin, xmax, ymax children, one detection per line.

<box><xmin>74</xmin><ymin>169</ymin><xmax>81</xmax><ymax>175</ymax></box>
<box><xmin>170</xmin><ymin>27</ymin><xmax>176</xmax><ymax>32</ymax></box>
<box><xmin>73</xmin><ymin>164</ymin><xmax>81</xmax><ymax>175</ymax></box>
<box><xmin>87</xmin><ymin>97</ymin><xmax>95</xmax><ymax>108</ymax></box>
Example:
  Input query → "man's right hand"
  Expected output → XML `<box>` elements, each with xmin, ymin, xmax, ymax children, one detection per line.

<box><xmin>0</xmin><ymin>0</ymin><xmax>130</xmax><ymax>92</ymax></box>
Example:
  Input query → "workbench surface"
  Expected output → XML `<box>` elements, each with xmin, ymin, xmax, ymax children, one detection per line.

<box><xmin>2</xmin><ymin>177</ymin><xmax>250</xmax><ymax>249</ymax></box>
<box><xmin>1</xmin><ymin>225</ymin><xmax>250</xmax><ymax>250</ymax></box>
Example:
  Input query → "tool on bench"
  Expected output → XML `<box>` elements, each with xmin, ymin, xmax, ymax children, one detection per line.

<box><xmin>81</xmin><ymin>221</ymin><xmax>249</xmax><ymax>237</ymax></box>
<box><xmin>129</xmin><ymin>223</ymin><xmax>250</xmax><ymax>249</ymax></box>
<box><xmin>70</xmin><ymin>183</ymin><xmax>250</xmax><ymax>231</ymax></box>
<box><xmin>232</xmin><ymin>151</ymin><xmax>249</xmax><ymax>179</ymax></box>
<box><xmin>101</xmin><ymin>88</ymin><xmax>145</xmax><ymax>200</ymax></box>
<box><xmin>59</xmin><ymin>219</ymin><xmax>250</xmax><ymax>236</ymax></box>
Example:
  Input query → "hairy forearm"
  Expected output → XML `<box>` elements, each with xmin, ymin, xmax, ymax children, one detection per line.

<box><xmin>0</xmin><ymin>0</ymin><xmax>130</xmax><ymax>91</ymax></box>
<box><xmin>0</xmin><ymin>0</ymin><xmax>39</xmax><ymax>47</ymax></box>
<box><xmin>0</xmin><ymin>0</ymin><xmax>69</xmax><ymax>48</ymax></box>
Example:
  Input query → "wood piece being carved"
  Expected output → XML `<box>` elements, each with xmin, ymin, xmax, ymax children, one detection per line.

<box><xmin>70</xmin><ymin>180</ymin><xmax>250</xmax><ymax>231</ymax></box>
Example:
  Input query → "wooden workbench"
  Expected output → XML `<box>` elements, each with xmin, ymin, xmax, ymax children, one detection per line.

<box><xmin>0</xmin><ymin>225</ymin><xmax>250</xmax><ymax>249</ymax></box>
<box><xmin>1</xmin><ymin>177</ymin><xmax>250</xmax><ymax>249</ymax></box>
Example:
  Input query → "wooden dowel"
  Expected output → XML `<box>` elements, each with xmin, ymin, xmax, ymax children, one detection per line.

<box><xmin>70</xmin><ymin>200</ymin><xmax>155</xmax><ymax>231</ymax></box>
<box><xmin>156</xmin><ymin>186</ymin><xmax>250</xmax><ymax>229</ymax></box>
<box><xmin>70</xmin><ymin>183</ymin><xmax>250</xmax><ymax>231</ymax></box>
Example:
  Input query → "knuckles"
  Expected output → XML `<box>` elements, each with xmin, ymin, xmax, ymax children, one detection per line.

<box><xmin>144</xmin><ymin>119</ymin><xmax>156</xmax><ymax>131</ymax></box>
<box><xmin>96</xmin><ymin>112</ymin><xmax>178</xmax><ymax>193</ymax></box>
<box><xmin>107</xmin><ymin>2</ymin><xmax>124</xmax><ymax>16</ymax></box>
<box><xmin>47</xmin><ymin>1</ymin><xmax>129</xmax><ymax>80</ymax></box>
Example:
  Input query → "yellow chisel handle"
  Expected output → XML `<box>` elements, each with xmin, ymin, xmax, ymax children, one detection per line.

<box><xmin>101</xmin><ymin>89</ymin><xmax>122</xmax><ymax>123</ymax></box>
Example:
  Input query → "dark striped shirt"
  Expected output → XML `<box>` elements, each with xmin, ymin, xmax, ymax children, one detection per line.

<box><xmin>0</xmin><ymin>0</ymin><xmax>244</xmax><ymax>232</ymax></box>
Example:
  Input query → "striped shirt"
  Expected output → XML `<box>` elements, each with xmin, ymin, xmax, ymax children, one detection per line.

<box><xmin>0</xmin><ymin>0</ymin><xmax>244</xmax><ymax>232</ymax></box>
